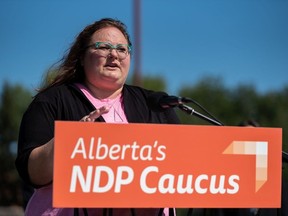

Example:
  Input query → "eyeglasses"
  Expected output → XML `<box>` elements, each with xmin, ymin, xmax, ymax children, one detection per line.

<box><xmin>87</xmin><ymin>42</ymin><xmax>131</xmax><ymax>60</ymax></box>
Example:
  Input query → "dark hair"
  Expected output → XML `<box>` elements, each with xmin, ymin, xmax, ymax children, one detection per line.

<box><xmin>39</xmin><ymin>18</ymin><xmax>132</xmax><ymax>92</ymax></box>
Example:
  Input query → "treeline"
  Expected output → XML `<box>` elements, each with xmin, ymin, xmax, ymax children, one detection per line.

<box><xmin>0</xmin><ymin>82</ymin><xmax>33</xmax><ymax>207</ymax></box>
<box><xmin>0</xmin><ymin>76</ymin><xmax>287</xmax><ymax>208</ymax></box>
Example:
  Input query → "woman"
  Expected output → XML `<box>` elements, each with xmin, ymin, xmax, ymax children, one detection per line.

<box><xmin>15</xmin><ymin>18</ymin><xmax>179</xmax><ymax>215</ymax></box>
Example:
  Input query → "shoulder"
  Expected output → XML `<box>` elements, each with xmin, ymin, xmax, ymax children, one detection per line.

<box><xmin>33</xmin><ymin>84</ymin><xmax>81</xmax><ymax>103</ymax></box>
<box><xmin>24</xmin><ymin>83</ymin><xmax>92</xmax><ymax>121</ymax></box>
<box><xmin>36</xmin><ymin>84</ymin><xmax>74</xmax><ymax>97</ymax></box>
<box><xmin>27</xmin><ymin>84</ymin><xmax>86</xmax><ymax>115</ymax></box>
<box><xmin>123</xmin><ymin>84</ymin><xmax>180</xmax><ymax>124</ymax></box>
<box><xmin>123</xmin><ymin>84</ymin><xmax>155</xmax><ymax>99</ymax></box>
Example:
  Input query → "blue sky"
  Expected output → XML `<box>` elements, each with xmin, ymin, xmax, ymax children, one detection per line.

<box><xmin>1</xmin><ymin>0</ymin><xmax>287</xmax><ymax>95</ymax></box>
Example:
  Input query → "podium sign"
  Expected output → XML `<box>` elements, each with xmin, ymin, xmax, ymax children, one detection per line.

<box><xmin>53</xmin><ymin>121</ymin><xmax>282</xmax><ymax>208</ymax></box>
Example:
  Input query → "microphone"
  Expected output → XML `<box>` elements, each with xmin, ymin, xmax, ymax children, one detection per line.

<box><xmin>147</xmin><ymin>91</ymin><xmax>224</xmax><ymax>126</ymax></box>
<box><xmin>147</xmin><ymin>92</ymin><xmax>192</xmax><ymax>111</ymax></box>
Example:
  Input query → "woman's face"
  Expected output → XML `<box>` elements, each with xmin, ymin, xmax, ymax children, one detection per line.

<box><xmin>82</xmin><ymin>26</ymin><xmax>131</xmax><ymax>91</ymax></box>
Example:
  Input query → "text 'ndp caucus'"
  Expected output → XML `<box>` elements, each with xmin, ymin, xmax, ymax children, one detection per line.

<box><xmin>68</xmin><ymin>137</ymin><xmax>240</xmax><ymax>195</ymax></box>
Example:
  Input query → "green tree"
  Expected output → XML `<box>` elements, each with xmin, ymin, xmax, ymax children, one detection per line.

<box><xmin>229</xmin><ymin>84</ymin><xmax>260</xmax><ymax>125</ymax></box>
<box><xmin>177</xmin><ymin>76</ymin><xmax>231</xmax><ymax>125</ymax></box>
<box><xmin>0</xmin><ymin>82</ymin><xmax>32</xmax><ymax>206</ymax></box>
<box><xmin>257</xmin><ymin>87</ymin><xmax>288</xmax><ymax>152</ymax></box>
<box><xmin>126</xmin><ymin>74</ymin><xmax>167</xmax><ymax>92</ymax></box>
<box><xmin>141</xmin><ymin>75</ymin><xmax>167</xmax><ymax>92</ymax></box>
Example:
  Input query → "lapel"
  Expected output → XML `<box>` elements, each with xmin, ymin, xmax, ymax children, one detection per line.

<box><xmin>122</xmin><ymin>85</ymin><xmax>148</xmax><ymax>123</ymax></box>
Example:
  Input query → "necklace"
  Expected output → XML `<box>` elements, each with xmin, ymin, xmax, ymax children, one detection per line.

<box><xmin>97</xmin><ymin>94</ymin><xmax>128</xmax><ymax>123</ymax></box>
<box><xmin>111</xmin><ymin>100</ymin><xmax>124</xmax><ymax>122</ymax></box>
<box><xmin>103</xmin><ymin>95</ymin><xmax>124</xmax><ymax>123</ymax></box>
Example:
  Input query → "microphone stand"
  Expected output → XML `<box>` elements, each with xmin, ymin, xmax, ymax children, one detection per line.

<box><xmin>177</xmin><ymin>104</ymin><xmax>224</xmax><ymax>126</ymax></box>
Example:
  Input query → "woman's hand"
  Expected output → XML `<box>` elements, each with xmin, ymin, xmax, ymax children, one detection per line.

<box><xmin>81</xmin><ymin>106</ymin><xmax>110</xmax><ymax>122</ymax></box>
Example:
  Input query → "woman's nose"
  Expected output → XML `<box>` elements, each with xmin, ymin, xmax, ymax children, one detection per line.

<box><xmin>109</xmin><ymin>48</ymin><xmax>118</xmax><ymax>58</ymax></box>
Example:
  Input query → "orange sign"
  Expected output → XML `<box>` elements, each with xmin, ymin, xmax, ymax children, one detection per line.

<box><xmin>53</xmin><ymin>121</ymin><xmax>282</xmax><ymax>208</ymax></box>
